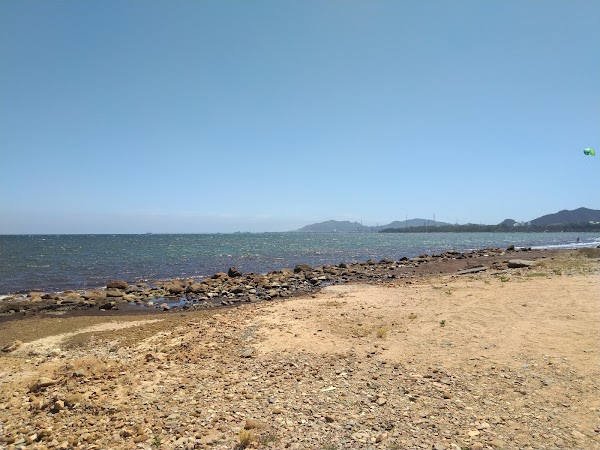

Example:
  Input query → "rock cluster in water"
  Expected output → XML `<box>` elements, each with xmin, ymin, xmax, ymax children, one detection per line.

<box><xmin>0</xmin><ymin>246</ymin><xmax>536</xmax><ymax>316</ymax></box>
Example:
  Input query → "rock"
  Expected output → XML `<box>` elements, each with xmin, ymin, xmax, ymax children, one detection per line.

<box><xmin>467</xmin><ymin>430</ymin><xmax>480</xmax><ymax>437</ymax></box>
<box><xmin>188</xmin><ymin>283</ymin><xmax>205</xmax><ymax>293</ymax></box>
<box><xmin>2</xmin><ymin>340</ymin><xmax>22</xmax><ymax>352</ymax></box>
<box><xmin>99</xmin><ymin>301</ymin><xmax>116</xmax><ymax>310</ymax></box>
<box><xmin>294</xmin><ymin>264</ymin><xmax>312</xmax><ymax>273</ymax></box>
<box><xmin>167</xmin><ymin>284</ymin><xmax>184</xmax><ymax>295</ymax></box>
<box><xmin>507</xmin><ymin>259</ymin><xmax>536</xmax><ymax>268</ymax></box>
<box><xmin>64</xmin><ymin>393</ymin><xmax>83</xmax><ymax>407</ymax></box>
<box><xmin>506</xmin><ymin>245</ymin><xmax>515</xmax><ymax>251</ymax></box>
<box><xmin>244</xmin><ymin>419</ymin><xmax>267</xmax><ymax>430</ymax></box>
<box><xmin>228</xmin><ymin>267</ymin><xmax>242</xmax><ymax>277</ymax></box>
<box><xmin>240</xmin><ymin>348</ymin><xmax>254</xmax><ymax>358</ymax></box>
<box><xmin>51</xmin><ymin>400</ymin><xmax>65</xmax><ymax>413</ymax></box>
<box><xmin>471</xmin><ymin>443</ymin><xmax>484</xmax><ymax>450</ymax></box>
<box><xmin>489</xmin><ymin>438</ymin><xmax>506</xmax><ymax>448</ymax></box>
<box><xmin>105</xmin><ymin>289</ymin><xmax>124</xmax><ymax>298</ymax></box>
<box><xmin>31</xmin><ymin>377</ymin><xmax>59</xmax><ymax>390</ymax></box>
<box><xmin>211</xmin><ymin>272</ymin><xmax>228</xmax><ymax>279</ymax></box>
<box><xmin>457</xmin><ymin>266</ymin><xmax>487</xmax><ymax>275</ymax></box>
<box><xmin>106</xmin><ymin>280</ymin><xmax>129</xmax><ymax>290</ymax></box>
<box><xmin>571</xmin><ymin>430</ymin><xmax>586</xmax><ymax>440</ymax></box>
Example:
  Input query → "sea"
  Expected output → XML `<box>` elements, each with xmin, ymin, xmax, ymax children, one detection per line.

<box><xmin>1</xmin><ymin>232</ymin><xmax>598</xmax><ymax>295</ymax></box>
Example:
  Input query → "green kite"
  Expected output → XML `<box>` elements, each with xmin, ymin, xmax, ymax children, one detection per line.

<box><xmin>583</xmin><ymin>148</ymin><xmax>595</xmax><ymax>156</ymax></box>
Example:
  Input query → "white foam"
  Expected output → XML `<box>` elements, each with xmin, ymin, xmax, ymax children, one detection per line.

<box><xmin>531</xmin><ymin>241</ymin><xmax>600</xmax><ymax>250</ymax></box>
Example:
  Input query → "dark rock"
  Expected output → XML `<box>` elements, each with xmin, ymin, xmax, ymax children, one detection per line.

<box><xmin>507</xmin><ymin>259</ymin><xmax>536</xmax><ymax>268</ymax></box>
<box><xmin>211</xmin><ymin>272</ymin><xmax>228</xmax><ymax>279</ymax></box>
<box><xmin>294</xmin><ymin>264</ymin><xmax>312</xmax><ymax>273</ymax></box>
<box><xmin>457</xmin><ymin>266</ymin><xmax>487</xmax><ymax>275</ymax></box>
<box><xmin>106</xmin><ymin>280</ymin><xmax>129</xmax><ymax>290</ymax></box>
<box><xmin>228</xmin><ymin>267</ymin><xmax>242</xmax><ymax>278</ymax></box>
<box><xmin>99</xmin><ymin>301</ymin><xmax>116</xmax><ymax>310</ymax></box>
<box><xmin>167</xmin><ymin>284</ymin><xmax>185</xmax><ymax>295</ymax></box>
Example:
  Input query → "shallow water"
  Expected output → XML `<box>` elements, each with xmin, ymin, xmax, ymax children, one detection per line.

<box><xmin>1</xmin><ymin>232</ymin><xmax>598</xmax><ymax>294</ymax></box>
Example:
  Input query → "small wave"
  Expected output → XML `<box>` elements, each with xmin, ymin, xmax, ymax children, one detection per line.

<box><xmin>531</xmin><ymin>242</ymin><xmax>599</xmax><ymax>250</ymax></box>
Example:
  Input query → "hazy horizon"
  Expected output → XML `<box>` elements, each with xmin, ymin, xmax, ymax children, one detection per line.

<box><xmin>0</xmin><ymin>206</ymin><xmax>598</xmax><ymax>235</ymax></box>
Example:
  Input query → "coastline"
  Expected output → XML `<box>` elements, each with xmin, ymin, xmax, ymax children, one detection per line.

<box><xmin>0</xmin><ymin>246</ymin><xmax>567</xmax><ymax>321</ymax></box>
<box><xmin>2</xmin><ymin>232</ymin><xmax>598</xmax><ymax>296</ymax></box>
<box><xmin>0</xmin><ymin>248</ymin><xmax>598</xmax><ymax>449</ymax></box>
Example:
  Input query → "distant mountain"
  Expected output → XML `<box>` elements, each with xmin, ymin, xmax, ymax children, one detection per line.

<box><xmin>529</xmin><ymin>207</ymin><xmax>600</xmax><ymax>226</ymax></box>
<box><xmin>382</xmin><ymin>219</ymin><xmax>451</xmax><ymax>229</ymax></box>
<box><xmin>296</xmin><ymin>220</ymin><xmax>369</xmax><ymax>232</ymax></box>
<box><xmin>296</xmin><ymin>218</ymin><xmax>451</xmax><ymax>232</ymax></box>
<box><xmin>295</xmin><ymin>209</ymin><xmax>600</xmax><ymax>233</ymax></box>
<box><xmin>498</xmin><ymin>219</ymin><xmax>517</xmax><ymax>227</ymax></box>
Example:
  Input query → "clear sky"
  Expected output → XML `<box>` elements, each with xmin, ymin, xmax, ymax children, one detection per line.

<box><xmin>1</xmin><ymin>1</ymin><xmax>599</xmax><ymax>233</ymax></box>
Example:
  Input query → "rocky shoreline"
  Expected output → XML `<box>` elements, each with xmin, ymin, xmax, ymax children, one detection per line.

<box><xmin>0</xmin><ymin>248</ymin><xmax>598</xmax><ymax>449</ymax></box>
<box><xmin>1</xmin><ymin>246</ymin><xmax>552</xmax><ymax>319</ymax></box>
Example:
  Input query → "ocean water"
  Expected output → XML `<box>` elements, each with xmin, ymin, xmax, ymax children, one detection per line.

<box><xmin>0</xmin><ymin>232</ymin><xmax>598</xmax><ymax>295</ymax></box>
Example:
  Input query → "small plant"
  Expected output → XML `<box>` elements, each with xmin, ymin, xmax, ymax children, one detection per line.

<box><xmin>408</xmin><ymin>313</ymin><xmax>417</xmax><ymax>320</ymax></box>
<box><xmin>498</xmin><ymin>275</ymin><xmax>509</xmax><ymax>282</ymax></box>
<box><xmin>525</xmin><ymin>271</ymin><xmax>547</xmax><ymax>278</ymax></box>
<box><xmin>258</xmin><ymin>432</ymin><xmax>277</xmax><ymax>445</ymax></box>
<box><xmin>445</xmin><ymin>289</ymin><xmax>452</xmax><ymax>296</ymax></box>
<box><xmin>321</xmin><ymin>441</ymin><xmax>338</xmax><ymax>450</ymax></box>
<box><xmin>151</xmin><ymin>435</ymin><xmax>161</xmax><ymax>449</ymax></box>
<box><xmin>376</xmin><ymin>327</ymin><xmax>389</xmax><ymax>339</ymax></box>
<box><xmin>237</xmin><ymin>429</ymin><xmax>256</xmax><ymax>449</ymax></box>
<box><xmin>440</xmin><ymin>320</ymin><xmax>446</xmax><ymax>327</ymax></box>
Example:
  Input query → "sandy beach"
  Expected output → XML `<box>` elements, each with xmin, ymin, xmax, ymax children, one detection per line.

<box><xmin>0</xmin><ymin>249</ymin><xmax>598</xmax><ymax>449</ymax></box>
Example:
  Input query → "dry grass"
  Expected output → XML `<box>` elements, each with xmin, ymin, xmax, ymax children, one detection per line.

<box><xmin>237</xmin><ymin>429</ymin><xmax>256</xmax><ymax>449</ymax></box>
<box><xmin>534</xmin><ymin>250</ymin><xmax>600</xmax><ymax>276</ymax></box>
<box><xmin>376</xmin><ymin>327</ymin><xmax>389</xmax><ymax>339</ymax></box>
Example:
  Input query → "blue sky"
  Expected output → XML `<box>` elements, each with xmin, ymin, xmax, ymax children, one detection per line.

<box><xmin>1</xmin><ymin>1</ymin><xmax>599</xmax><ymax>233</ymax></box>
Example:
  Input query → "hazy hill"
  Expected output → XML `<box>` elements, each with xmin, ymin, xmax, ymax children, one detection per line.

<box><xmin>297</xmin><ymin>219</ymin><xmax>451</xmax><ymax>232</ymax></box>
<box><xmin>383</xmin><ymin>219</ymin><xmax>451</xmax><ymax>229</ymax></box>
<box><xmin>296</xmin><ymin>209</ymin><xmax>600</xmax><ymax>232</ymax></box>
<box><xmin>296</xmin><ymin>220</ymin><xmax>369</xmax><ymax>232</ymax></box>
<box><xmin>529</xmin><ymin>207</ymin><xmax>600</xmax><ymax>226</ymax></box>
